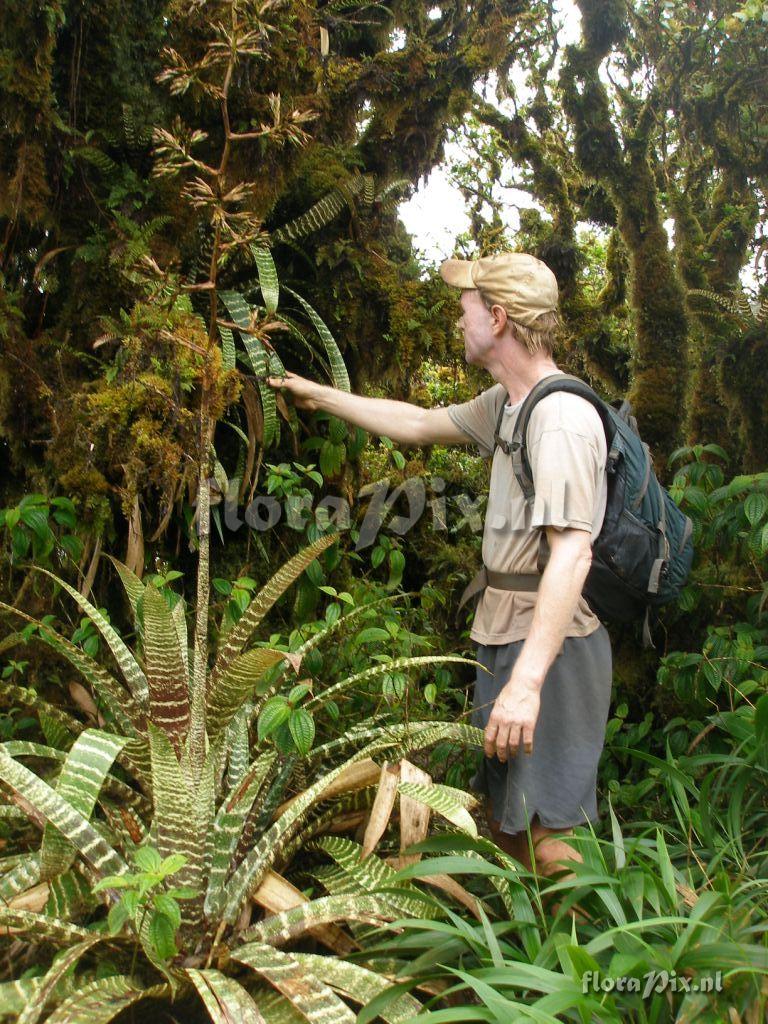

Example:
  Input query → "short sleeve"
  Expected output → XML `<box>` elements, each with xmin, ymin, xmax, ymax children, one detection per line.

<box><xmin>527</xmin><ymin>394</ymin><xmax>607</xmax><ymax>532</ymax></box>
<box><xmin>445</xmin><ymin>383</ymin><xmax>505</xmax><ymax>459</ymax></box>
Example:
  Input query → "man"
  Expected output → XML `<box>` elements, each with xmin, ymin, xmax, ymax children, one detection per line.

<box><xmin>267</xmin><ymin>252</ymin><xmax>612</xmax><ymax>879</ymax></box>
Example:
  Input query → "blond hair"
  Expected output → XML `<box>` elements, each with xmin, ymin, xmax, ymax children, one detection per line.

<box><xmin>480</xmin><ymin>291</ymin><xmax>560</xmax><ymax>357</ymax></box>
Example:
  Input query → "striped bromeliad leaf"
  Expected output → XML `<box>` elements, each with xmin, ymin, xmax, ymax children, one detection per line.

<box><xmin>250</xmin><ymin>244</ymin><xmax>280</xmax><ymax>314</ymax></box>
<box><xmin>186</xmin><ymin>968</ymin><xmax>266</xmax><ymax>1024</ymax></box>
<box><xmin>0</xmin><ymin>908</ymin><xmax>92</xmax><ymax>945</ymax></box>
<box><xmin>46</xmin><ymin>867</ymin><xmax>96</xmax><ymax>920</ymax></box>
<box><xmin>222</xmin><ymin>722</ymin><xmax>484</xmax><ymax>925</ymax></box>
<box><xmin>140</xmin><ymin>584</ymin><xmax>190</xmax><ymax>751</ymax></box>
<box><xmin>0</xmin><ymin>979</ymin><xmax>47</xmax><ymax>1018</ymax></box>
<box><xmin>233</xmin><ymin>941</ymin><xmax>357</xmax><ymax>1024</ymax></box>
<box><xmin>0</xmin><ymin>600</ymin><xmax>143</xmax><ymax>736</ymax></box>
<box><xmin>212</xmin><ymin>533</ymin><xmax>337</xmax><ymax>685</ymax></box>
<box><xmin>248</xmin><ymin>988</ymin><xmax>307</xmax><ymax>1024</ymax></box>
<box><xmin>39</xmin><ymin>730</ymin><xmax>127</xmax><ymax>879</ymax></box>
<box><xmin>311</xmin><ymin>837</ymin><xmax>426</xmax><ymax>917</ymax></box>
<box><xmin>219</xmin><ymin>290</ymin><xmax>278</xmax><ymax>447</ymax></box>
<box><xmin>207</xmin><ymin>646</ymin><xmax>287</xmax><ymax>738</ymax></box>
<box><xmin>147</xmin><ymin>725</ymin><xmax>204</xmax><ymax>922</ymax></box>
<box><xmin>2</xmin><ymin>737</ymin><xmax>147</xmax><ymax>829</ymax></box>
<box><xmin>204</xmin><ymin>751</ymin><xmax>277</xmax><ymax>919</ymax></box>
<box><xmin>397</xmin><ymin>782</ymin><xmax>479</xmax><ymax>837</ymax></box>
<box><xmin>33</xmin><ymin>568</ymin><xmax>148</xmax><ymax>706</ymax></box>
<box><xmin>17</xmin><ymin>936</ymin><xmax>103</xmax><ymax>1024</ymax></box>
<box><xmin>225</xmin><ymin>702</ymin><xmax>250</xmax><ymax>788</ymax></box>
<box><xmin>283</xmin><ymin>287</ymin><xmax>350</xmax><ymax>392</ymax></box>
<box><xmin>1</xmin><ymin>683</ymin><xmax>79</xmax><ymax>745</ymax></box>
<box><xmin>290</xmin><ymin>954</ymin><xmax>423</xmax><ymax>1024</ymax></box>
<box><xmin>239</xmin><ymin>893</ymin><xmax>398</xmax><ymax>946</ymax></box>
<box><xmin>0</xmin><ymin>854</ymin><xmax>42</xmax><ymax>903</ymax></box>
<box><xmin>0</xmin><ymin>748</ymin><xmax>127</xmax><ymax>879</ymax></box>
<box><xmin>306</xmin><ymin>655</ymin><xmax>480</xmax><ymax>710</ymax></box>
<box><xmin>42</xmin><ymin>978</ymin><xmax>170</xmax><ymax>1024</ymax></box>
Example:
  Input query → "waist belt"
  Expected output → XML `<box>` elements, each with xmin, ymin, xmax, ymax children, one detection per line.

<box><xmin>455</xmin><ymin>567</ymin><xmax>540</xmax><ymax>627</ymax></box>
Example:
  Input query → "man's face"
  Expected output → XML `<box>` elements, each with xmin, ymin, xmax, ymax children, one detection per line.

<box><xmin>457</xmin><ymin>289</ymin><xmax>495</xmax><ymax>366</ymax></box>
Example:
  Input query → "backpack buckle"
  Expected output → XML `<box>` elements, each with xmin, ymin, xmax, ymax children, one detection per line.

<box><xmin>494</xmin><ymin>433</ymin><xmax>512</xmax><ymax>456</ymax></box>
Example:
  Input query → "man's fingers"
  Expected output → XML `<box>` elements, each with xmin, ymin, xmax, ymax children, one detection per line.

<box><xmin>522</xmin><ymin>725</ymin><xmax>534</xmax><ymax>755</ymax></box>
<box><xmin>494</xmin><ymin>724</ymin><xmax>511</xmax><ymax>763</ymax></box>
<box><xmin>484</xmin><ymin>721</ymin><xmax>498</xmax><ymax>759</ymax></box>
<box><xmin>507</xmin><ymin>725</ymin><xmax>523</xmax><ymax>759</ymax></box>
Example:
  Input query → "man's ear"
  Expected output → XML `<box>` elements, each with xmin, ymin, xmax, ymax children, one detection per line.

<box><xmin>490</xmin><ymin>303</ymin><xmax>508</xmax><ymax>334</ymax></box>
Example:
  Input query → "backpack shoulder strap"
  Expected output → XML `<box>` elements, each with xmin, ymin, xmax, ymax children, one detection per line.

<box><xmin>508</xmin><ymin>373</ymin><xmax>619</xmax><ymax>503</ymax></box>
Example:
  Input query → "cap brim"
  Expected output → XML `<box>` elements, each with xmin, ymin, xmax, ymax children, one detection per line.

<box><xmin>439</xmin><ymin>259</ymin><xmax>475</xmax><ymax>290</ymax></box>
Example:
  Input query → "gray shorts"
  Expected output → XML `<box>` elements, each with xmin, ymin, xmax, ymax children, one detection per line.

<box><xmin>471</xmin><ymin>625</ymin><xmax>613</xmax><ymax>835</ymax></box>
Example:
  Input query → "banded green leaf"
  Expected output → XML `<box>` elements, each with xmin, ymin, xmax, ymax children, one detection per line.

<box><xmin>41</xmin><ymin>729</ymin><xmax>127</xmax><ymax>878</ymax></box>
<box><xmin>234</xmin><ymin>941</ymin><xmax>356</xmax><ymax>1024</ymax></box>
<box><xmin>212</xmin><ymin>533</ymin><xmax>337</xmax><ymax>685</ymax></box>
<box><xmin>0</xmin><ymin>748</ymin><xmax>126</xmax><ymax>879</ymax></box>
<box><xmin>140</xmin><ymin>584</ymin><xmax>190</xmax><ymax>750</ymax></box>
<box><xmin>283</xmin><ymin>287</ymin><xmax>350</xmax><ymax>392</ymax></box>
<box><xmin>250</xmin><ymin>244</ymin><xmax>280</xmax><ymax>314</ymax></box>
<box><xmin>186</xmin><ymin>969</ymin><xmax>265</xmax><ymax>1024</ymax></box>
<box><xmin>33</xmin><ymin>569</ymin><xmax>148</xmax><ymax>706</ymax></box>
<box><xmin>43</xmin><ymin>978</ymin><xmax>170</xmax><ymax>1024</ymax></box>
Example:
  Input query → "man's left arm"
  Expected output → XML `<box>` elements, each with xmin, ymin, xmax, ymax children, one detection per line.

<box><xmin>483</xmin><ymin>526</ymin><xmax>592</xmax><ymax>762</ymax></box>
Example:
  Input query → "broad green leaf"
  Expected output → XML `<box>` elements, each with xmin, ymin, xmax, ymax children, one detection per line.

<box><xmin>288</xmin><ymin>708</ymin><xmax>315</xmax><ymax>755</ymax></box>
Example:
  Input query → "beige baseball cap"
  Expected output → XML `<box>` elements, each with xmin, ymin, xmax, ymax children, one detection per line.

<box><xmin>439</xmin><ymin>252</ymin><xmax>558</xmax><ymax>327</ymax></box>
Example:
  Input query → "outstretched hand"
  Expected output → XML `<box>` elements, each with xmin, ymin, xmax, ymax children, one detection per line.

<box><xmin>265</xmin><ymin>371</ymin><xmax>323</xmax><ymax>410</ymax></box>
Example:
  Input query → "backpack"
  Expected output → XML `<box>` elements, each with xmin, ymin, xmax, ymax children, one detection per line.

<box><xmin>492</xmin><ymin>373</ymin><xmax>694</xmax><ymax>643</ymax></box>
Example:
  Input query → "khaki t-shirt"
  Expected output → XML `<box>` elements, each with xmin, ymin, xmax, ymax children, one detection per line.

<box><xmin>446</xmin><ymin>379</ymin><xmax>607</xmax><ymax>644</ymax></box>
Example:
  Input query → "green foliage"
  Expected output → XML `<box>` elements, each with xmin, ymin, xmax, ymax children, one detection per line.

<box><xmin>93</xmin><ymin>848</ymin><xmax>194</xmax><ymax>962</ymax></box>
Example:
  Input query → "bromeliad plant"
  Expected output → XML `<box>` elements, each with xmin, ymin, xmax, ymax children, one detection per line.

<box><xmin>0</xmin><ymin>531</ymin><xmax>483</xmax><ymax>1021</ymax></box>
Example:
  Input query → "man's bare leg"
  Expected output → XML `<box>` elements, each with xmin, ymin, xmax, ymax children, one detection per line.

<box><xmin>486</xmin><ymin>804</ymin><xmax>591</xmax><ymax>921</ymax></box>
